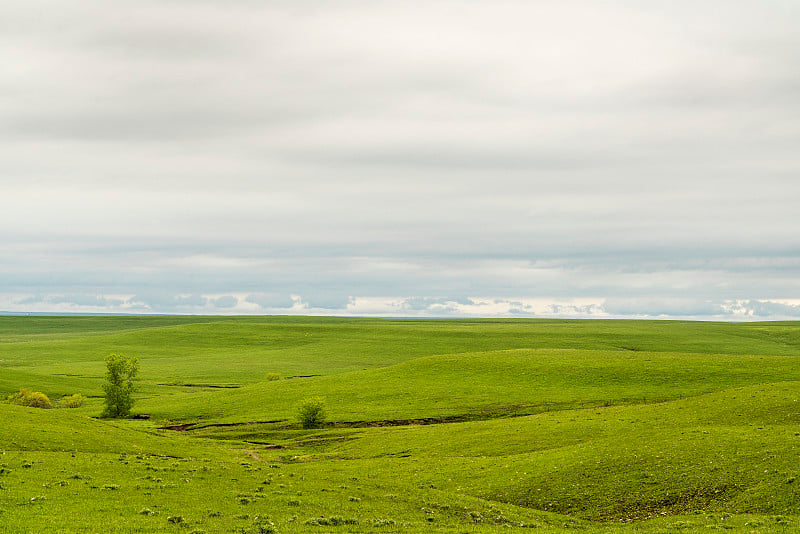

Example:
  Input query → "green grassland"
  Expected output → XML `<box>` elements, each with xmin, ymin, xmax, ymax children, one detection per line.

<box><xmin>1</xmin><ymin>316</ymin><xmax>799</xmax><ymax>532</ymax></box>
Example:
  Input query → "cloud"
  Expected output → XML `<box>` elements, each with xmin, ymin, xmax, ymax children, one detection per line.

<box><xmin>602</xmin><ymin>298</ymin><xmax>725</xmax><ymax>318</ymax></box>
<box><xmin>211</xmin><ymin>295</ymin><xmax>238</xmax><ymax>309</ymax></box>
<box><xmin>173</xmin><ymin>294</ymin><xmax>208</xmax><ymax>307</ymax></box>
<box><xmin>728</xmin><ymin>300</ymin><xmax>800</xmax><ymax>319</ymax></box>
<box><xmin>400</xmin><ymin>296</ymin><xmax>474</xmax><ymax>311</ymax></box>
<box><xmin>6</xmin><ymin>291</ymin><xmax>800</xmax><ymax>321</ymax></box>
<box><xmin>299</xmin><ymin>294</ymin><xmax>354</xmax><ymax>311</ymax></box>
<box><xmin>129</xmin><ymin>293</ymin><xmax>208</xmax><ymax>312</ymax></box>
<box><xmin>15</xmin><ymin>294</ymin><xmax>125</xmax><ymax>308</ymax></box>
<box><xmin>245</xmin><ymin>293</ymin><xmax>295</xmax><ymax>309</ymax></box>
<box><xmin>548</xmin><ymin>303</ymin><xmax>605</xmax><ymax>316</ymax></box>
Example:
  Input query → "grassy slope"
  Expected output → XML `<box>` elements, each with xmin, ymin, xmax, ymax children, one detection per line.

<box><xmin>0</xmin><ymin>403</ymin><xmax>571</xmax><ymax>533</ymax></box>
<box><xmin>185</xmin><ymin>381</ymin><xmax>800</xmax><ymax>523</ymax></box>
<box><xmin>1</xmin><ymin>316</ymin><xmax>800</xmax><ymax>532</ymax></box>
<box><xmin>328</xmin><ymin>381</ymin><xmax>800</xmax><ymax>518</ymax></box>
<box><xmin>4</xmin><ymin>316</ymin><xmax>800</xmax><ymax>402</ymax></box>
<box><xmin>142</xmin><ymin>347</ymin><xmax>800</xmax><ymax>423</ymax></box>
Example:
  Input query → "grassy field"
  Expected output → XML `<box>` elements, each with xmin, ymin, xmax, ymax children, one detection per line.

<box><xmin>1</xmin><ymin>316</ymin><xmax>799</xmax><ymax>532</ymax></box>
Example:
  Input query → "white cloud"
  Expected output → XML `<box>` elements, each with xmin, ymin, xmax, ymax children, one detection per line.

<box><xmin>723</xmin><ymin>300</ymin><xmax>800</xmax><ymax>319</ymax></box>
<box><xmin>5</xmin><ymin>291</ymin><xmax>800</xmax><ymax>322</ymax></box>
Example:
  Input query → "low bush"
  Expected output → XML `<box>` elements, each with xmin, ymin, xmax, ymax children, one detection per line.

<box><xmin>59</xmin><ymin>394</ymin><xmax>86</xmax><ymax>408</ymax></box>
<box><xmin>6</xmin><ymin>388</ymin><xmax>52</xmax><ymax>409</ymax></box>
<box><xmin>265</xmin><ymin>372</ymin><xmax>282</xmax><ymax>381</ymax></box>
<box><xmin>6</xmin><ymin>389</ymin><xmax>28</xmax><ymax>404</ymax></box>
<box><xmin>297</xmin><ymin>397</ymin><xmax>326</xmax><ymax>429</ymax></box>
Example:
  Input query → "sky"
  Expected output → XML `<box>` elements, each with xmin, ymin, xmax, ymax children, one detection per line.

<box><xmin>2</xmin><ymin>0</ymin><xmax>800</xmax><ymax>319</ymax></box>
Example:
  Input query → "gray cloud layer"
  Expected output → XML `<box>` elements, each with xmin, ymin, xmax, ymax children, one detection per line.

<box><xmin>2</xmin><ymin>1</ymin><xmax>800</xmax><ymax>318</ymax></box>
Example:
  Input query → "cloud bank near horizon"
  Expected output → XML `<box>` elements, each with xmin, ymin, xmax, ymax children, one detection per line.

<box><xmin>2</xmin><ymin>1</ymin><xmax>800</xmax><ymax>320</ymax></box>
<box><xmin>5</xmin><ymin>293</ymin><xmax>800</xmax><ymax>322</ymax></box>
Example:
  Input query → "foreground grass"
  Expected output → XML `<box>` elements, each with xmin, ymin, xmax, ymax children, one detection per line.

<box><xmin>1</xmin><ymin>316</ymin><xmax>799</xmax><ymax>532</ymax></box>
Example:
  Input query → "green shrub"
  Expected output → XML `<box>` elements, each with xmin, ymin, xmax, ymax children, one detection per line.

<box><xmin>6</xmin><ymin>388</ymin><xmax>28</xmax><ymax>404</ymax></box>
<box><xmin>264</xmin><ymin>372</ymin><xmax>282</xmax><ymax>381</ymax></box>
<box><xmin>23</xmin><ymin>392</ymin><xmax>51</xmax><ymax>408</ymax></box>
<box><xmin>297</xmin><ymin>397</ymin><xmax>326</xmax><ymax>429</ymax></box>
<box><xmin>6</xmin><ymin>389</ymin><xmax>27</xmax><ymax>405</ymax></box>
<box><xmin>59</xmin><ymin>394</ymin><xmax>86</xmax><ymax>408</ymax></box>
<box><xmin>6</xmin><ymin>388</ymin><xmax>52</xmax><ymax>409</ymax></box>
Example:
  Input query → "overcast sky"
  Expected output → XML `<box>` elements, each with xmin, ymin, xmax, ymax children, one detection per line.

<box><xmin>2</xmin><ymin>1</ymin><xmax>800</xmax><ymax>319</ymax></box>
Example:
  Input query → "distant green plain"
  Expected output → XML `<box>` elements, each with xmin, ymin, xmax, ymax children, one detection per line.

<box><xmin>1</xmin><ymin>316</ymin><xmax>799</xmax><ymax>532</ymax></box>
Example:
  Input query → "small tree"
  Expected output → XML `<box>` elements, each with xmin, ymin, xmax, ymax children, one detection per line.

<box><xmin>297</xmin><ymin>397</ymin><xmax>326</xmax><ymax>429</ymax></box>
<box><xmin>102</xmin><ymin>353</ymin><xmax>139</xmax><ymax>418</ymax></box>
